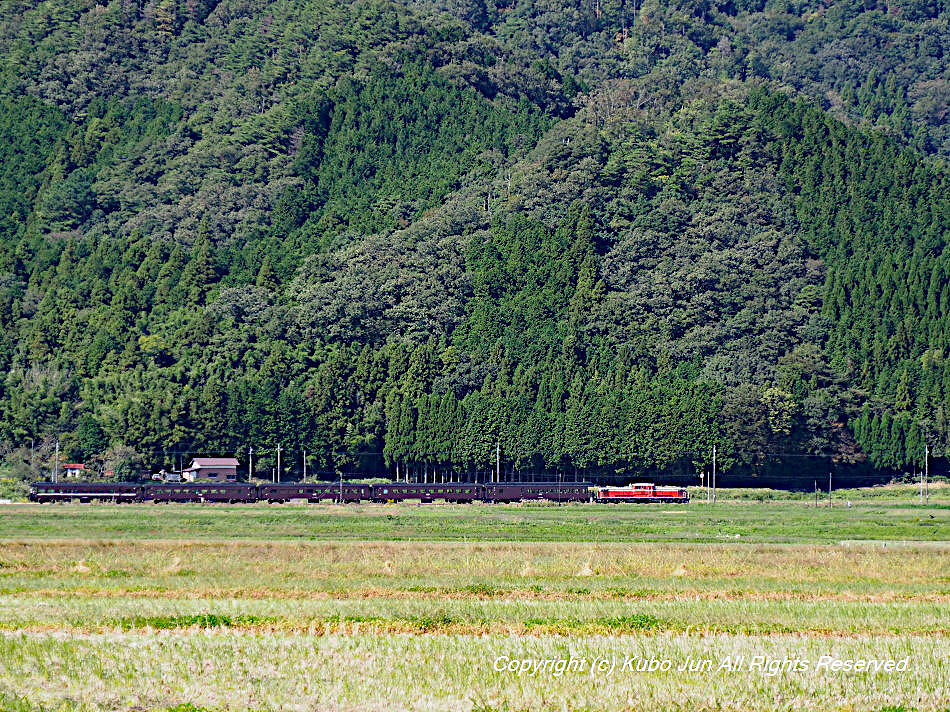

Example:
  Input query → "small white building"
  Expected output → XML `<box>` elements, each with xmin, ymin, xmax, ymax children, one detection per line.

<box><xmin>181</xmin><ymin>457</ymin><xmax>240</xmax><ymax>482</ymax></box>
<box><xmin>63</xmin><ymin>463</ymin><xmax>85</xmax><ymax>478</ymax></box>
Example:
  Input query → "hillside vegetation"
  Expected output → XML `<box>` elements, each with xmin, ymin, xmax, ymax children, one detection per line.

<box><xmin>0</xmin><ymin>0</ymin><xmax>948</xmax><ymax>483</ymax></box>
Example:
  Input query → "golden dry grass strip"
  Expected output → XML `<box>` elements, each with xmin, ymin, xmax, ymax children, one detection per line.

<box><xmin>0</xmin><ymin>630</ymin><xmax>946</xmax><ymax>712</ymax></box>
<box><xmin>2</xmin><ymin>540</ymin><xmax>948</xmax><ymax>596</ymax></box>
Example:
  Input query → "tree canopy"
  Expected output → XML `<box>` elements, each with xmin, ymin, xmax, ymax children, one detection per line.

<box><xmin>0</xmin><ymin>0</ymin><xmax>947</xmax><ymax>484</ymax></box>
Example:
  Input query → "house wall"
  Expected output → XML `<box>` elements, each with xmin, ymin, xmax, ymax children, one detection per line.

<box><xmin>193</xmin><ymin>467</ymin><xmax>237</xmax><ymax>481</ymax></box>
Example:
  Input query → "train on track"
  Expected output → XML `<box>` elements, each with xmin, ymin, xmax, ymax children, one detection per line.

<box><xmin>596</xmin><ymin>483</ymin><xmax>690</xmax><ymax>504</ymax></box>
<box><xmin>28</xmin><ymin>480</ymin><xmax>690</xmax><ymax>504</ymax></box>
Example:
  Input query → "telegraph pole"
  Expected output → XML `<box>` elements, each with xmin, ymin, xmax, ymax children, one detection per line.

<box><xmin>814</xmin><ymin>479</ymin><xmax>818</xmax><ymax>507</ymax></box>
<box><xmin>711</xmin><ymin>444</ymin><xmax>717</xmax><ymax>503</ymax></box>
<box><xmin>53</xmin><ymin>439</ymin><xmax>60</xmax><ymax>482</ymax></box>
<box><xmin>248</xmin><ymin>446</ymin><xmax>254</xmax><ymax>482</ymax></box>
<box><xmin>276</xmin><ymin>443</ymin><xmax>282</xmax><ymax>483</ymax></box>
<box><xmin>924</xmin><ymin>444</ymin><xmax>930</xmax><ymax>504</ymax></box>
<box><xmin>302</xmin><ymin>448</ymin><xmax>307</xmax><ymax>481</ymax></box>
<box><xmin>495</xmin><ymin>442</ymin><xmax>500</xmax><ymax>484</ymax></box>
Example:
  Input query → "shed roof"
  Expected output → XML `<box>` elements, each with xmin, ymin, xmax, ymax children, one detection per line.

<box><xmin>186</xmin><ymin>457</ymin><xmax>240</xmax><ymax>469</ymax></box>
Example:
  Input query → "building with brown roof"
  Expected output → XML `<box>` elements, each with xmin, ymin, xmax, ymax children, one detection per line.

<box><xmin>181</xmin><ymin>457</ymin><xmax>240</xmax><ymax>482</ymax></box>
<box><xmin>63</xmin><ymin>464</ymin><xmax>85</xmax><ymax>478</ymax></box>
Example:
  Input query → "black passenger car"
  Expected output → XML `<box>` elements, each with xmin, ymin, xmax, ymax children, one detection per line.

<box><xmin>257</xmin><ymin>482</ymin><xmax>370</xmax><ymax>503</ymax></box>
<box><xmin>373</xmin><ymin>483</ymin><xmax>482</xmax><ymax>503</ymax></box>
<box><xmin>483</xmin><ymin>483</ymin><xmax>590</xmax><ymax>503</ymax></box>
<box><xmin>29</xmin><ymin>481</ymin><xmax>140</xmax><ymax>503</ymax></box>
<box><xmin>142</xmin><ymin>483</ymin><xmax>255</xmax><ymax>503</ymax></box>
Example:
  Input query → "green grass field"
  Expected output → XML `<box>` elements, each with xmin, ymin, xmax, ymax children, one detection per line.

<box><xmin>1</xmin><ymin>493</ymin><xmax>948</xmax><ymax>543</ymax></box>
<box><xmin>0</xmin><ymin>497</ymin><xmax>947</xmax><ymax>711</ymax></box>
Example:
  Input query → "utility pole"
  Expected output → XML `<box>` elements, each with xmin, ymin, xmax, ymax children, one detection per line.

<box><xmin>924</xmin><ymin>444</ymin><xmax>930</xmax><ymax>505</ymax></box>
<box><xmin>248</xmin><ymin>446</ymin><xmax>254</xmax><ymax>482</ymax></box>
<box><xmin>712</xmin><ymin>444</ymin><xmax>717</xmax><ymax>504</ymax></box>
<box><xmin>53</xmin><ymin>439</ymin><xmax>60</xmax><ymax>482</ymax></box>
<box><xmin>276</xmin><ymin>443</ymin><xmax>282</xmax><ymax>483</ymax></box>
<box><xmin>302</xmin><ymin>448</ymin><xmax>307</xmax><ymax>481</ymax></box>
<box><xmin>814</xmin><ymin>480</ymin><xmax>818</xmax><ymax>508</ymax></box>
<box><xmin>495</xmin><ymin>442</ymin><xmax>500</xmax><ymax>485</ymax></box>
<box><xmin>828</xmin><ymin>471</ymin><xmax>832</xmax><ymax>508</ymax></box>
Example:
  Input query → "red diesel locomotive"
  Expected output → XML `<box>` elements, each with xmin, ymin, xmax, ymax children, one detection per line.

<box><xmin>596</xmin><ymin>482</ymin><xmax>689</xmax><ymax>503</ymax></box>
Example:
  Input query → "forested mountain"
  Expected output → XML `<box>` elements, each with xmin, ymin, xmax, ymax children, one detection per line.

<box><xmin>0</xmin><ymin>0</ymin><xmax>947</xmax><ymax>484</ymax></box>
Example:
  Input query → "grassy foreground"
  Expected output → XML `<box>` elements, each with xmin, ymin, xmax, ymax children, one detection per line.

<box><xmin>2</xmin><ymin>631</ymin><xmax>946</xmax><ymax>712</ymax></box>
<box><xmin>1</xmin><ymin>497</ymin><xmax>948</xmax><ymax>543</ymax></box>
<box><xmin>0</xmin><ymin>500</ymin><xmax>947</xmax><ymax>711</ymax></box>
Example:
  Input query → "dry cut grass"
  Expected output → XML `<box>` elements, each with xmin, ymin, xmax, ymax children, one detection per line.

<box><xmin>0</xmin><ymin>630</ymin><xmax>946</xmax><ymax>712</ymax></box>
<box><xmin>0</xmin><ymin>513</ymin><xmax>946</xmax><ymax>711</ymax></box>
<box><xmin>0</xmin><ymin>594</ymin><xmax>946</xmax><ymax>636</ymax></box>
<box><xmin>1</xmin><ymin>540</ymin><xmax>948</xmax><ymax>600</ymax></box>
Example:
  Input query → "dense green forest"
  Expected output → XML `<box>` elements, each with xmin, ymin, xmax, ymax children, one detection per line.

<box><xmin>0</xmin><ymin>0</ymin><xmax>947</xmax><ymax>484</ymax></box>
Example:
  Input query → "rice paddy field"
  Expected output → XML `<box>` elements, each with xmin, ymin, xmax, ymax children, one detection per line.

<box><xmin>0</xmin><ymin>493</ymin><xmax>947</xmax><ymax>711</ymax></box>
